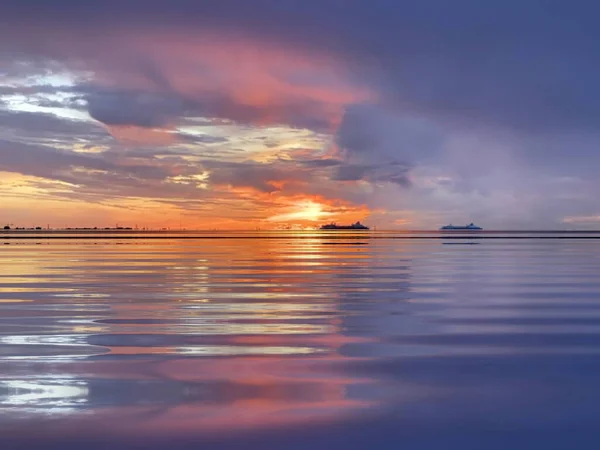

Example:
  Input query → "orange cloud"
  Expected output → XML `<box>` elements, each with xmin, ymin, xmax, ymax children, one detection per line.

<box><xmin>46</xmin><ymin>28</ymin><xmax>375</xmax><ymax>143</ymax></box>
<box><xmin>0</xmin><ymin>28</ymin><xmax>384</xmax><ymax>226</ymax></box>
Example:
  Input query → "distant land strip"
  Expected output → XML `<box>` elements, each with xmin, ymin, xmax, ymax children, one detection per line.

<box><xmin>2</xmin><ymin>229</ymin><xmax>600</xmax><ymax>234</ymax></box>
<box><xmin>2</xmin><ymin>235</ymin><xmax>600</xmax><ymax>240</ymax></box>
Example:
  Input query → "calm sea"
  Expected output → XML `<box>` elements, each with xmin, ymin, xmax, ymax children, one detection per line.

<box><xmin>1</xmin><ymin>231</ymin><xmax>600</xmax><ymax>449</ymax></box>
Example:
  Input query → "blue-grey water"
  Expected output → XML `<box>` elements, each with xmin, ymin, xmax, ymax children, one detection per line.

<box><xmin>1</xmin><ymin>232</ymin><xmax>600</xmax><ymax>449</ymax></box>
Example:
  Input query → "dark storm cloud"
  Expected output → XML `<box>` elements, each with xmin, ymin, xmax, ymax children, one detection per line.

<box><xmin>86</xmin><ymin>90</ymin><xmax>185</xmax><ymax>128</ymax></box>
<box><xmin>336</xmin><ymin>105</ymin><xmax>443</xmax><ymax>162</ymax></box>
<box><xmin>202</xmin><ymin>160</ymin><xmax>295</xmax><ymax>193</ymax></box>
<box><xmin>201</xmin><ymin>156</ymin><xmax>410</xmax><ymax>196</ymax></box>
<box><xmin>335</xmin><ymin>105</ymin><xmax>432</xmax><ymax>186</ymax></box>
<box><xmin>6</xmin><ymin>0</ymin><xmax>598</xmax><ymax>172</ymax></box>
<box><xmin>3</xmin><ymin>0</ymin><xmax>600</xmax><ymax>134</ymax></box>
<box><xmin>79</xmin><ymin>86</ymin><xmax>335</xmax><ymax>133</ymax></box>
<box><xmin>0</xmin><ymin>139</ymin><xmax>174</xmax><ymax>183</ymax></box>
<box><xmin>333</xmin><ymin>162</ymin><xmax>411</xmax><ymax>187</ymax></box>
<box><xmin>0</xmin><ymin>139</ymin><xmax>113</xmax><ymax>180</ymax></box>
<box><xmin>3</xmin><ymin>0</ymin><xmax>600</xmax><ymax>227</ymax></box>
<box><xmin>0</xmin><ymin>109</ymin><xmax>105</xmax><ymax>138</ymax></box>
<box><xmin>0</xmin><ymin>90</ymin><xmax>230</xmax><ymax>149</ymax></box>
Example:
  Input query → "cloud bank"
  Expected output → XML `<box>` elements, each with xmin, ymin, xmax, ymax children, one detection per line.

<box><xmin>1</xmin><ymin>0</ymin><xmax>600</xmax><ymax>228</ymax></box>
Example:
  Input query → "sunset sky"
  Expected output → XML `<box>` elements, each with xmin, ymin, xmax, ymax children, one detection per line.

<box><xmin>1</xmin><ymin>1</ymin><xmax>600</xmax><ymax>229</ymax></box>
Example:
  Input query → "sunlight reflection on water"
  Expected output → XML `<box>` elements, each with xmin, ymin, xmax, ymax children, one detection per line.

<box><xmin>1</xmin><ymin>234</ymin><xmax>600</xmax><ymax>448</ymax></box>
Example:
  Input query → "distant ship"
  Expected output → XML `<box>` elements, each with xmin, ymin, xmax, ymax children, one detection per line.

<box><xmin>320</xmin><ymin>221</ymin><xmax>370</xmax><ymax>230</ymax></box>
<box><xmin>440</xmin><ymin>223</ymin><xmax>483</xmax><ymax>230</ymax></box>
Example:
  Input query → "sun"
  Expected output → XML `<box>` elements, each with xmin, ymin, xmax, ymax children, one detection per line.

<box><xmin>268</xmin><ymin>201</ymin><xmax>329</xmax><ymax>223</ymax></box>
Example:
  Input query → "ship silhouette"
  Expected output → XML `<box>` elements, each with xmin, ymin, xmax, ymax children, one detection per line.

<box><xmin>319</xmin><ymin>221</ymin><xmax>369</xmax><ymax>230</ymax></box>
<box><xmin>440</xmin><ymin>223</ymin><xmax>483</xmax><ymax>230</ymax></box>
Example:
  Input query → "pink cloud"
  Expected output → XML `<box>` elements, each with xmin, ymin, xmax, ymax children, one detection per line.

<box><xmin>7</xmin><ymin>26</ymin><xmax>374</xmax><ymax>142</ymax></box>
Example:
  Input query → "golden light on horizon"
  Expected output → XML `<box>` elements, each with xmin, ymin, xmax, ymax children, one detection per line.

<box><xmin>267</xmin><ymin>201</ymin><xmax>330</xmax><ymax>223</ymax></box>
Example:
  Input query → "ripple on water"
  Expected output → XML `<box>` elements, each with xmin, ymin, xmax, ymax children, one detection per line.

<box><xmin>1</xmin><ymin>236</ymin><xmax>600</xmax><ymax>448</ymax></box>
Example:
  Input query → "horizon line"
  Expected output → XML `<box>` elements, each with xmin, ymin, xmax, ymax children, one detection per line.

<box><xmin>3</xmin><ymin>228</ymin><xmax>600</xmax><ymax>234</ymax></box>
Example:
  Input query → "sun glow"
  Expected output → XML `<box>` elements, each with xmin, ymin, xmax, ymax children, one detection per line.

<box><xmin>268</xmin><ymin>201</ymin><xmax>330</xmax><ymax>223</ymax></box>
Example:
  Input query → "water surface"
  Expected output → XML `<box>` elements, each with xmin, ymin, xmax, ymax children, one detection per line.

<box><xmin>1</xmin><ymin>232</ymin><xmax>600</xmax><ymax>449</ymax></box>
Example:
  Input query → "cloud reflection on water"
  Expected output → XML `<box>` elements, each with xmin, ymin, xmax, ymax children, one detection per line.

<box><xmin>2</xmin><ymin>235</ymin><xmax>600</xmax><ymax>449</ymax></box>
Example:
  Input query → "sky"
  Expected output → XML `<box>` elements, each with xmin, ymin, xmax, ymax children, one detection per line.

<box><xmin>1</xmin><ymin>0</ymin><xmax>600</xmax><ymax>229</ymax></box>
